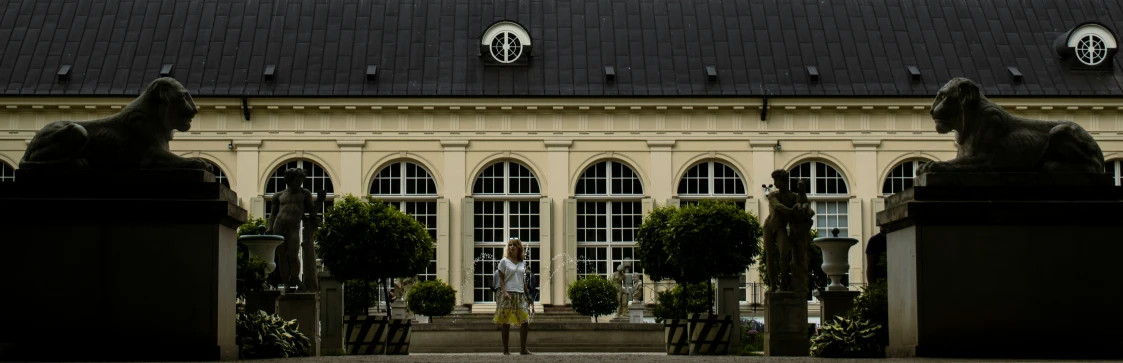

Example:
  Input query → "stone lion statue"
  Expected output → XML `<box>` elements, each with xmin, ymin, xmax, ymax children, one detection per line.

<box><xmin>19</xmin><ymin>77</ymin><xmax>211</xmax><ymax>172</ymax></box>
<box><xmin>918</xmin><ymin>77</ymin><xmax>1104</xmax><ymax>174</ymax></box>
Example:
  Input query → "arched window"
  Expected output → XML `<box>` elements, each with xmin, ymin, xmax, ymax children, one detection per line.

<box><xmin>883</xmin><ymin>159</ymin><xmax>929</xmax><ymax>196</ymax></box>
<box><xmin>193</xmin><ymin>158</ymin><xmax>230</xmax><ymax>188</ymax></box>
<box><xmin>0</xmin><ymin>161</ymin><xmax>14</xmax><ymax>182</ymax></box>
<box><xmin>1108</xmin><ymin>160</ymin><xmax>1122</xmax><ymax>186</ymax></box>
<box><xmin>677</xmin><ymin>160</ymin><xmax>748</xmax><ymax>301</ymax></box>
<box><xmin>263</xmin><ymin>159</ymin><xmax>336</xmax><ymax>219</ymax></box>
<box><xmin>370</xmin><ymin>161</ymin><xmax>439</xmax><ymax>282</ymax></box>
<box><xmin>471</xmin><ymin>161</ymin><xmax>542</xmax><ymax>303</ymax></box>
<box><xmin>789</xmin><ymin>161</ymin><xmax>851</xmax><ymax>237</ymax></box>
<box><xmin>677</xmin><ymin>160</ymin><xmax>747</xmax><ymax>208</ymax></box>
<box><xmin>575</xmin><ymin>160</ymin><xmax>644</xmax><ymax>286</ymax></box>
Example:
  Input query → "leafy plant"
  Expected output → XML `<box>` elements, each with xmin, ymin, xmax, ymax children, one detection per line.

<box><xmin>848</xmin><ymin>278</ymin><xmax>889</xmax><ymax>348</ymax></box>
<box><xmin>235</xmin><ymin>310</ymin><xmax>312</xmax><ymax>359</ymax></box>
<box><xmin>651</xmin><ymin>282</ymin><xmax>710</xmax><ymax>323</ymax></box>
<box><xmin>739</xmin><ymin>318</ymin><xmax>765</xmax><ymax>355</ymax></box>
<box><xmin>316</xmin><ymin>195</ymin><xmax>435</xmax><ymax>317</ymax></box>
<box><xmin>756</xmin><ymin>228</ymin><xmax>830</xmax><ymax>297</ymax></box>
<box><xmin>636</xmin><ymin>200</ymin><xmax>763</xmax><ymax>316</ymax></box>
<box><xmin>343</xmin><ymin>279</ymin><xmax>380</xmax><ymax>315</ymax></box>
<box><xmin>809</xmin><ymin>315</ymin><xmax>884</xmax><ymax>358</ymax></box>
<box><xmin>566</xmin><ymin>275</ymin><xmax>619</xmax><ymax>323</ymax></box>
<box><xmin>236</xmin><ymin>243</ymin><xmax>272</xmax><ymax>295</ymax></box>
<box><xmin>407</xmin><ymin>279</ymin><xmax>457</xmax><ymax>323</ymax></box>
<box><xmin>635</xmin><ymin>206</ymin><xmax>678</xmax><ymax>281</ymax></box>
<box><xmin>237</xmin><ymin>215</ymin><xmax>268</xmax><ymax>237</ymax></box>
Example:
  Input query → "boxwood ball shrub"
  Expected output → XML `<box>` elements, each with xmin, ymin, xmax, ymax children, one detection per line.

<box><xmin>651</xmin><ymin>282</ymin><xmax>710</xmax><ymax>323</ymax></box>
<box><xmin>406</xmin><ymin>279</ymin><xmax>457</xmax><ymax>323</ymax></box>
<box><xmin>566</xmin><ymin>275</ymin><xmax>619</xmax><ymax>323</ymax></box>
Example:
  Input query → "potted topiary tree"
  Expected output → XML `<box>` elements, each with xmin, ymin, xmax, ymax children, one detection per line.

<box><xmin>565</xmin><ymin>275</ymin><xmax>618</xmax><ymax>323</ymax></box>
<box><xmin>316</xmin><ymin>195</ymin><xmax>434</xmax><ymax>355</ymax></box>
<box><xmin>406</xmin><ymin>279</ymin><xmax>457</xmax><ymax>323</ymax></box>
<box><xmin>638</xmin><ymin>200</ymin><xmax>763</xmax><ymax>355</ymax></box>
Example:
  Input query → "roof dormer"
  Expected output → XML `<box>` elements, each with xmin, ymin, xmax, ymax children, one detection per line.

<box><xmin>1054</xmin><ymin>22</ymin><xmax>1119</xmax><ymax>71</ymax></box>
<box><xmin>480</xmin><ymin>20</ymin><xmax>532</xmax><ymax>66</ymax></box>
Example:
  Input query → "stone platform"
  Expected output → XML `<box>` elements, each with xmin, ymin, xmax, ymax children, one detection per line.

<box><xmin>877</xmin><ymin>172</ymin><xmax>1123</xmax><ymax>359</ymax></box>
<box><xmin>0</xmin><ymin>169</ymin><xmax>245</xmax><ymax>361</ymax></box>
<box><xmin>409</xmin><ymin>322</ymin><xmax>664</xmax><ymax>353</ymax></box>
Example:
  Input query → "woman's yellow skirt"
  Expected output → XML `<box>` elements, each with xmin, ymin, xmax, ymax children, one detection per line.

<box><xmin>493</xmin><ymin>291</ymin><xmax>531</xmax><ymax>326</ymax></box>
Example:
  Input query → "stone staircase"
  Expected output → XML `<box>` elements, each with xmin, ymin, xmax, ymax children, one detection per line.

<box><xmin>430</xmin><ymin>305</ymin><xmax>592</xmax><ymax>324</ymax></box>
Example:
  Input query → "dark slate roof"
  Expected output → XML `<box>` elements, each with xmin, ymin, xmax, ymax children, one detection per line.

<box><xmin>1</xmin><ymin>0</ymin><xmax>1122</xmax><ymax>97</ymax></box>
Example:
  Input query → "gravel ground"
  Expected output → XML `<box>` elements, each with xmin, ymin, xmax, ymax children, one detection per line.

<box><xmin>247</xmin><ymin>353</ymin><xmax>1115</xmax><ymax>363</ymax></box>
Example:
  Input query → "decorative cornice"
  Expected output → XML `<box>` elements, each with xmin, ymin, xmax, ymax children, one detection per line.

<box><xmin>440</xmin><ymin>140</ymin><xmax>470</xmax><ymax>148</ymax></box>
<box><xmin>336</xmin><ymin>140</ymin><xmax>366</xmax><ymax>148</ymax></box>
<box><xmin>0</xmin><ymin>97</ymin><xmax>1116</xmax><ymax>112</ymax></box>
<box><xmin>232</xmin><ymin>140</ymin><xmax>262</xmax><ymax>148</ymax></box>
<box><xmin>749</xmin><ymin>140</ymin><xmax>778</xmax><ymax>148</ymax></box>
<box><xmin>544</xmin><ymin>140</ymin><xmax>573</xmax><ymax>148</ymax></box>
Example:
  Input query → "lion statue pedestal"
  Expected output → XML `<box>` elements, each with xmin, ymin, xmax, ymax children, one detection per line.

<box><xmin>872</xmin><ymin>78</ymin><xmax>1123</xmax><ymax>360</ymax></box>
<box><xmin>0</xmin><ymin>78</ymin><xmax>246</xmax><ymax>361</ymax></box>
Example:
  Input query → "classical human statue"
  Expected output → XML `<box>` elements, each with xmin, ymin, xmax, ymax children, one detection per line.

<box><xmin>265</xmin><ymin>168</ymin><xmax>324</xmax><ymax>292</ymax></box>
<box><xmin>19</xmin><ymin>77</ymin><xmax>212</xmax><ymax>173</ymax></box>
<box><xmin>918</xmin><ymin>77</ymin><xmax>1104</xmax><ymax>175</ymax></box>
<box><xmin>300</xmin><ymin>189</ymin><xmax>327</xmax><ymax>291</ymax></box>
<box><xmin>762</xmin><ymin>170</ymin><xmax>815</xmax><ymax>292</ymax></box>
<box><xmin>613</xmin><ymin>264</ymin><xmax>630</xmax><ymax>316</ymax></box>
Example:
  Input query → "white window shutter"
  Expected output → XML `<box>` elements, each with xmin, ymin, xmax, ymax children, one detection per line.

<box><xmin>564</xmin><ymin>197</ymin><xmax>577</xmax><ymax>304</ymax></box>
<box><xmin>849</xmin><ymin>198</ymin><xmax>864</xmax><ymax>283</ymax></box>
<box><xmin>437</xmin><ymin>198</ymin><xmax>450</xmax><ymax>283</ymax></box>
<box><xmin>746</xmin><ymin>197</ymin><xmax>761</xmax><ymax>220</ymax></box>
<box><xmin>460</xmin><ymin>197</ymin><xmax>475</xmax><ymax>305</ymax></box>
<box><xmin>538</xmin><ymin>197</ymin><xmax>552</xmax><ymax>303</ymax></box>
<box><xmin>251</xmin><ymin>196</ymin><xmax>264</xmax><ymax>218</ymax></box>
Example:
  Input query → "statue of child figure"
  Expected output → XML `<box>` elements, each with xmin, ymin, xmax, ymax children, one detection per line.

<box><xmin>266</xmin><ymin>168</ymin><xmax>325</xmax><ymax>292</ymax></box>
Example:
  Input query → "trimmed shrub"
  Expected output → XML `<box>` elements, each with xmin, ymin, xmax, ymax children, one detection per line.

<box><xmin>651</xmin><ymin>282</ymin><xmax>710</xmax><ymax>323</ymax></box>
<box><xmin>566</xmin><ymin>275</ymin><xmax>619</xmax><ymax>323</ymax></box>
<box><xmin>407</xmin><ymin>279</ymin><xmax>457</xmax><ymax>323</ymax></box>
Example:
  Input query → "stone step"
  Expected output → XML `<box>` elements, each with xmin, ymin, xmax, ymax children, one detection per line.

<box><xmin>430</xmin><ymin>312</ymin><xmax>592</xmax><ymax>324</ymax></box>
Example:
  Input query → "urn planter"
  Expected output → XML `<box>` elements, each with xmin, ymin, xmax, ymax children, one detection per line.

<box><xmin>238</xmin><ymin>234</ymin><xmax>285</xmax><ymax>275</ymax></box>
<box><xmin>812</xmin><ymin>228</ymin><xmax>858</xmax><ymax>291</ymax></box>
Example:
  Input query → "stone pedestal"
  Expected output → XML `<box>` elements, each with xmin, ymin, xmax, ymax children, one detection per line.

<box><xmin>244</xmin><ymin>290</ymin><xmax>283</xmax><ymax>315</ymax></box>
<box><xmin>0</xmin><ymin>169</ymin><xmax>245</xmax><ymax>361</ymax></box>
<box><xmin>876</xmin><ymin>172</ymin><xmax>1123</xmax><ymax>359</ymax></box>
<box><xmin>390</xmin><ymin>300</ymin><xmax>409</xmax><ymax>320</ymax></box>
<box><xmin>713</xmin><ymin>275</ymin><xmax>741</xmax><ymax>354</ymax></box>
<box><xmin>763</xmin><ymin>291</ymin><xmax>808</xmax><ymax>356</ymax></box>
<box><xmin>813</xmin><ymin>290</ymin><xmax>860</xmax><ymax>325</ymax></box>
<box><xmin>318</xmin><ymin>272</ymin><xmax>345</xmax><ymax>356</ymax></box>
<box><xmin>279</xmin><ymin>292</ymin><xmax>321</xmax><ymax>357</ymax></box>
<box><xmin>628</xmin><ymin>302</ymin><xmax>645</xmax><ymax>323</ymax></box>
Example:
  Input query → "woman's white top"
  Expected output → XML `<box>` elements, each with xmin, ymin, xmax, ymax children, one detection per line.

<box><xmin>498</xmin><ymin>257</ymin><xmax>526</xmax><ymax>293</ymax></box>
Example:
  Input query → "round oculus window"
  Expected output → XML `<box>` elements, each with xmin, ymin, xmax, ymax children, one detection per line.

<box><xmin>1076</xmin><ymin>33</ymin><xmax>1108</xmax><ymax>66</ymax></box>
<box><xmin>490</xmin><ymin>31</ymin><xmax>523</xmax><ymax>63</ymax></box>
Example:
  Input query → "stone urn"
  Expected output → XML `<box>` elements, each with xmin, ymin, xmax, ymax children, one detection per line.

<box><xmin>813</xmin><ymin>227</ymin><xmax>858</xmax><ymax>291</ymax></box>
<box><xmin>238</xmin><ymin>234</ymin><xmax>285</xmax><ymax>276</ymax></box>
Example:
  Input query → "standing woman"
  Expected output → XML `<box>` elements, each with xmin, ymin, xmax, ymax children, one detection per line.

<box><xmin>494</xmin><ymin>237</ymin><xmax>534</xmax><ymax>355</ymax></box>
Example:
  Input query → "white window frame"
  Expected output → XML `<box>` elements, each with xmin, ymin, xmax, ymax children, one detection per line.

<box><xmin>882</xmin><ymin>159</ymin><xmax>929</xmax><ymax>197</ymax></box>
<box><xmin>575</xmin><ymin>161</ymin><xmax>645</xmax><ymax>283</ymax></box>
<box><xmin>370</xmin><ymin>161</ymin><xmax>440</xmax><ymax>282</ymax></box>
<box><xmin>1108</xmin><ymin>160</ymin><xmax>1121</xmax><ymax>186</ymax></box>
<box><xmin>789</xmin><ymin>161</ymin><xmax>851</xmax><ymax>238</ymax></box>
<box><xmin>0</xmin><ymin>161</ymin><xmax>14</xmax><ymax>182</ymax></box>
<box><xmin>471</xmin><ymin>161</ymin><xmax>542</xmax><ymax>303</ymax></box>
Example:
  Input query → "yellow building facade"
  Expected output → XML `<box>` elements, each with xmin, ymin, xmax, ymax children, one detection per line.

<box><xmin>2</xmin><ymin>96</ymin><xmax>1121</xmax><ymax>310</ymax></box>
